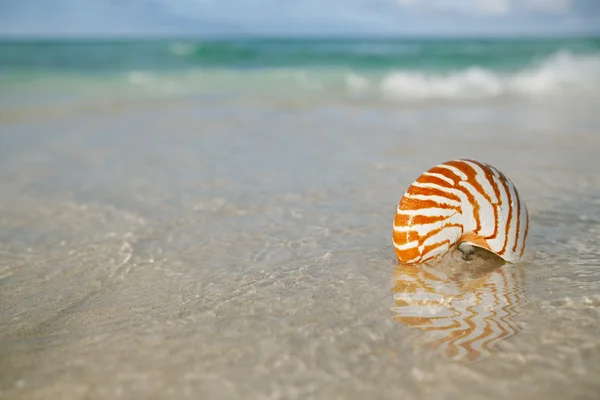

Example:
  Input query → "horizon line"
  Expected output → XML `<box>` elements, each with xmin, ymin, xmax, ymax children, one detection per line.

<box><xmin>1</xmin><ymin>31</ymin><xmax>599</xmax><ymax>41</ymax></box>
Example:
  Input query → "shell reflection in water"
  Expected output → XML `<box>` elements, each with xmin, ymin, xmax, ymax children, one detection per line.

<box><xmin>391</xmin><ymin>262</ymin><xmax>525</xmax><ymax>363</ymax></box>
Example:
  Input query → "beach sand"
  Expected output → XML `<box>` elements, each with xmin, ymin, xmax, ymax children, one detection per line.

<box><xmin>1</xmin><ymin>94</ymin><xmax>600</xmax><ymax>399</ymax></box>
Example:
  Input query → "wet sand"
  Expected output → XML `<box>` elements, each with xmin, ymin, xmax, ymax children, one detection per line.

<box><xmin>1</xmin><ymin>97</ymin><xmax>600</xmax><ymax>399</ymax></box>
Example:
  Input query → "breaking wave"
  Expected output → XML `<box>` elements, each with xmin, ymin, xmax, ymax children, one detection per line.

<box><xmin>377</xmin><ymin>51</ymin><xmax>600</xmax><ymax>102</ymax></box>
<box><xmin>117</xmin><ymin>51</ymin><xmax>600</xmax><ymax>103</ymax></box>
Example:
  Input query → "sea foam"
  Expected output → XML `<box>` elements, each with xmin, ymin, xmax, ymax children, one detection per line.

<box><xmin>378</xmin><ymin>51</ymin><xmax>600</xmax><ymax>102</ymax></box>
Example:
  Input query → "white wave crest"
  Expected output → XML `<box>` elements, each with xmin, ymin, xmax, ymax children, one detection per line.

<box><xmin>379</xmin><ymin>51</ymin><xmax>600</xmax><ymax>102</ymax></box>
<box><xmin>127</xmin><ymin>70</ymin><xmax>179</xmax><ymax>94</ymax></box>
<box><xmin>345</xmin><ymin>73</ymin><xmax>370</xmax><ymax>94</ymax></box>
<box><xmin>169</xmin><ymin>42</ymin><xmax>196</xmax><ymax>56</ymax></box>
<box><xmin>128</xmin><ymin>70</ymin><xmax>155</xmax><ymax>85</ymax></box>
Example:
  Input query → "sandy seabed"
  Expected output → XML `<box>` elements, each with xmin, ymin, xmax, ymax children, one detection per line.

<box><xmin>1</xmin><ymin>95</ymin><xmax>600</xmax><ymax>399</ymax></box>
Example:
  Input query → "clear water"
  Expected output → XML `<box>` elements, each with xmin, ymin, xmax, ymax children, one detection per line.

<box><xmin>0</xmin><ymin>38</ymin><xmax>599</xmax><ymax>399</ymax></box>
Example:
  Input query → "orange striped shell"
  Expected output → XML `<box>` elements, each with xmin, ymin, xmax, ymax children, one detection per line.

<box><xmin>393</xmin><ymin>159</ymin><xmax>529</xmax><ymax>264</ymax></box>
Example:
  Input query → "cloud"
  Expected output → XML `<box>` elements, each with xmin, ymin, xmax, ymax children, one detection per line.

<box><xmin>478</xmin><ymin>0</ymin><xmax>511</xmax><ymax>15</ymax></box>
<box><xmin>395</xmin><ymin>0</ymin><xmax>418</xmax><ymax>6</ymax></box>
<box><xmin>394</xmin><ymin>0</ymin><xmax>572</xmax><ymax>15</ymax></box>
<box><xmin>525</xmin><ymin>0</ymin><xmax>571</xmax><ymax>13</ymax></box>
<box><xmin>393</xmin><ymin>0</ymin><xmax>512</xmax><ymax>16</ymax></box>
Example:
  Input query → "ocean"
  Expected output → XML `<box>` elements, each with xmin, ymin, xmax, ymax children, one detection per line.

<box><xmin>2</xmin><ymin>37</ymin><xmax>600</xmax><ymax>106</ymax></box>
<box><xmin>1</xmin><ymin>37</ymin><xmax>600</xmax><ymax>399</ymax></box>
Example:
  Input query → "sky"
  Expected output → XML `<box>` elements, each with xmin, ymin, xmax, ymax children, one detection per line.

<box><xmin>0</xmin><ymin>0</ymin><xmax>599</xmax><ymax>37</ymax></box>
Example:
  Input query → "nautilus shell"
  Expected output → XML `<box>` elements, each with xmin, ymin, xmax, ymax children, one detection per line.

<box><xmin>393</xmin><ymin>159</ymin><xmax>529</xmax><ymax>265</ymax></box>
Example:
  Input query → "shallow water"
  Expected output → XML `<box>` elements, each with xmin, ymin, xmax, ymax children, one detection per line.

<box><xmin>1</xmin><ymin>90</ymin><xmax>600</xmax><ymax>399</ymax></box>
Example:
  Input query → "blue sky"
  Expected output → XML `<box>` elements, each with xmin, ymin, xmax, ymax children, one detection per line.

<box><xmin>0</xmin><ymin>0</ymin><xmax>599</xmax><ymax>37</ymax></box>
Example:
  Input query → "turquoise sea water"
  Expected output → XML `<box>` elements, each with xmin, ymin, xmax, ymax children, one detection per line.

<box><xmin>2</xmin><ymin>37</ymin><xmax>600</xmax><ymax>71</ymax></box>
<box><xmin>2</xmin><ymin>37</ymin><xmax>600</xmax><ymax>104</ymax></box>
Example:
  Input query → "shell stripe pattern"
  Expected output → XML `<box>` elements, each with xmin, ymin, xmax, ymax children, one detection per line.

<box><xmin>392</xmin><ymin>265</ymin><xmax>525</xmax><ymax>363</ymax></box>
<box><xmin>393</xmin><ymin>159</ymin><xmax>529</xmax><ymax>264</ymax></box>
